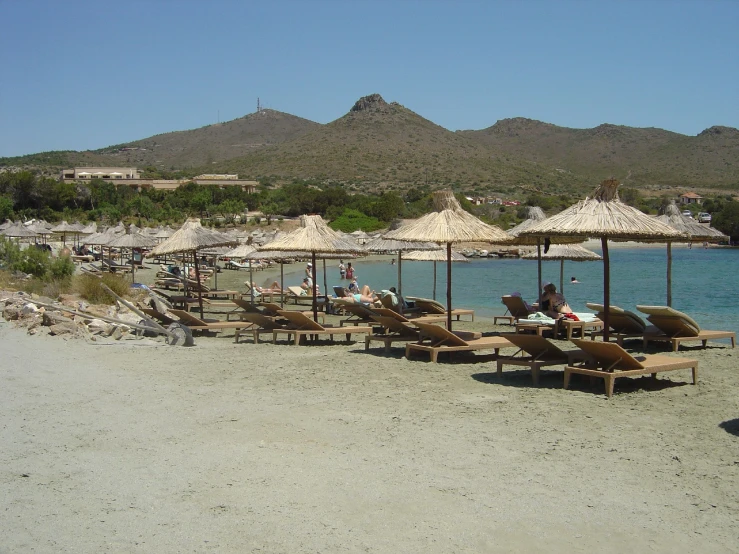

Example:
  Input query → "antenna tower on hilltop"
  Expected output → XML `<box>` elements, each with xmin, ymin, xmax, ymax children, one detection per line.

<box><xmin>257</xmin><ymin>98</ymin><xmax>261</xmax><ymax>112</ymax></box>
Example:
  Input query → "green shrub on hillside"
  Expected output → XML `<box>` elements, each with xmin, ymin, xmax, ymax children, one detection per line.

<box><xmin>328</xmin><ymin>209</ymin><xmax>384</xmax><ymax>233</ymax></box>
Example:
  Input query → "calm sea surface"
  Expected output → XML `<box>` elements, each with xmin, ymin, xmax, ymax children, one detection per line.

<box><xmin>273</xmin><ymin>246</ymin><xmax>738</xmax><ymax>335</ymax></box>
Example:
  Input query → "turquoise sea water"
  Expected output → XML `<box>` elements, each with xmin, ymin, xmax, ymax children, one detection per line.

<box><xmin>279</xmin><ymin>246</ymin><xmax>738</xmax><ymax>335</ymax></box>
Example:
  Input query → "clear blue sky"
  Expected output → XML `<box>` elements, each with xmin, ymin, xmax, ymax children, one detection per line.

<box><xmin>1</xmin><ymin>0</ymin><xmax>737</xmax><ymax>157</ymax></box>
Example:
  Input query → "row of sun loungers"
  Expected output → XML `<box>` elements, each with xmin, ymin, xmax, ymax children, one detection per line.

<box><xmin>134</xmin><ymin>289</ymin><xmax>731</xmax><ymax>398</ymax></box>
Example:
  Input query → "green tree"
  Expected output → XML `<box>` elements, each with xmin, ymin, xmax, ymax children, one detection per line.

<box><xmin>0</xmin><ymin>194</ymin><xmax>13</xmax><ymax>221</ymax></box>
<box><xmin>712</xmin><ymin>201</ymin><xmax>739</xmax><ymax>241</ymax></box>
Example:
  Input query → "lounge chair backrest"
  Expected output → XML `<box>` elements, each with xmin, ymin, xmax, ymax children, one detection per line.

<box><xmin>380</xmin><ymin>294</ymin><xmax>400</xmax><ymax>311</ymax></box>
<box><xmin>371</xmin><ymin>316</ymin><xmax>417</xmax><ymax>335</ymax></box>
<box><xmin>407</xmin><ymin>297</ymin><xmax>446</xmax><ymax>314</ymax></box>
<box><xmin>169</xmin><ymin>308</ymin><xmax>206</xmax><ymax>326</ymax></box>
<box><xmin>636</xmin><ymin>305</ymin><xmax>701</xmax><ymax>336</ymax></box>
<box><xmin>334</xmin><ymin>300</ymin><xmax>374</xmax><ymax>317</ymax></box>
<box><xmin>585</xmin><ymin>302</ymin><xmax>646</xmax><ymax>333</ymax></box>
<box><xmin>570</xmin><ymin>339</ymin><xmax>645</xmax><ymax>370</ymax></box>
<box><xmin>231</xmin><ymin>297</ymin><xmax>262</xmax><ymax>313</ymax></box>
<box><xmin>261</xmin><ymin>302</ymin><xmax>283</xmax><ymax>316</ymax></box>
<box><xmin>240</xmin><ymin>312</ymin><xmax>282</xmax><ymax>329</ymax></box>
<box><xmin>333</xmin><ymin>286</ymin><xmax>348</xmax><ymax>297</ymax></box>
<box><xmin>412</xmin><ymin>321</ymin><xmax>468</xmax><ymax>346</ymax></box>
<box><xmin>276</xmin><ymin>310</ymin><xmax>325</xmax><ymax>331</ymax></box>
<box><xmin>504</xmin><ymin>334</ymin><xmax>567</xmax><ymax>357</ymax></box>
<box><xmin>373</xmin><ymin>307</ymin><xmax>411</xmax><ymax>322</ymax></box>
<box><xmin>501</xmin><ymin>295</ymin><xmax>533</xmax><ymax>318</ymax></box>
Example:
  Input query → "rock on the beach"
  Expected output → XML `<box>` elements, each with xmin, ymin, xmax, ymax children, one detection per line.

<box><xmin>87</xmin><ymin>319</ymin><xmax>113</xmax><ymax>336</ymax></box>
<box><xmin>111</xmin><ymin>326</ymin><xmax>125</xmax><ymax>340</ymax></box>
<box><xmin>49</xmin><ymin>321</ymin><xmax>80</xmax><ymax>336</ymax></box>
<box><xmin>42</xmin><ymin>311</ymin><xmax>72</xmax><ymax>327</ymax></box>
<box><xmin>3</xmin><ymin>306</ymin><xmax>21</xmax><ymax>320</ymax></box>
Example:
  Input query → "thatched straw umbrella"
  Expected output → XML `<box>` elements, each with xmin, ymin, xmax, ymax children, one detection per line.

<box><xmin>518</xmin><ymin>178</ymin><xmax>685</xmax><ymax>340</ymax></box>
<box><xmin>522</xmin><ymin>244</ymin><xmax>602</xmax><ymax>294</ymax></box>
<box><xmin>0</xmin><ymin>222</ymin><xmax>39</xmax><ymax>241</ymax></box>
<box><xmin>402</xmin><ymin>248</ymin><xmax>469</xmax><ymax>300</ymax></box>
<box><xmin>259</xmin><ymin>215</ymin><xmax>366</xmax><ymax>322</ymax></box>
<box><xmin>148</xmin><ymin>218</ymin><xmax>238</xmax><ymax>319</ymax></box>
<box><xmin>51</xmin><ymin>220</ymin><xmax>81</xmax><ymax>247</ymax></box>
<box><xmin>363</xmin><ymin>236</ymin><xmax>437</xmax><ymax>300</ymax></box>
<box><xmin>384</xmin><ymin>190</ymin><xmax>510</xmax><ymax>330</ymax></box>
<box><xmin>655</xmin><ymin>202</ymin><xmax>728</xmax><ymax>306</ymax></box>
<box><xmin>506</xmin><ymin>206</ymin><xmax>582</xmax><ymax>300</ymax></box>
<box><xmin>222</xmin><ymin>243</ymin><xmax>258</xmax><ymax>300</ymax></box>
<box><xmin>107</xmin><ymin>232</ymin><xmax>157</xmax><ymax>282</ymax></box>
<box><xmin>507</xmin><ymin>206</ymin><xmax>547</xmax><ymax>237</ymax></box>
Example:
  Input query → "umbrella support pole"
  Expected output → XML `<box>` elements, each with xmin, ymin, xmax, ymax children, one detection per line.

<box><xmin>446</xmin><ymin>243</ymin><xmax>452</xmax><ymax>332</ymax></box>
<box><xmin>280</xmin><ymin>262</ymin><xmax>284</xmax><ymax>308</ymax></box>
<box><xmin>602</xmin><ymin>237</ymin><xmax>610</xmax><ymax>342</ymax></box>
<box><xmin>537</xmin><ymin>239</ymin><xmax>542</xmax><ymax>307</ymax></box>
<box><xmin>559</xmin><ymin>259</ymin><xmax>564</xmax><ymax>294</ymax></box>
<box><xmin>194</xmin><ymin>251</ymin><xmax>204</xmax><ymax>320</ymax></box>
<box><xmin>433</xmin><ymin>260</ymin><xmax>437</xmax><ymax>300</ymax></box>
<box><xmin>312</xmin><ymin>252</ymin><xmax>318</xmax><ymax>323</ymax></box>
<box><xmin>667</xmin><ymin>242</ymin><xmax>672</xmax><ymax>307</ymax></box>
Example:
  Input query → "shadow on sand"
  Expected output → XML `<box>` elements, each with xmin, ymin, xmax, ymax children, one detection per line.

<box><xmin>719</xmin><ymin>419</ymin><xmax>739</xmax><ymax>437</ymax></box>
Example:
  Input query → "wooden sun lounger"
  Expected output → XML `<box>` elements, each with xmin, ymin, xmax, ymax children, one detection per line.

<box><xmin>496</xmin><ymin>295</ymin><xmax>536</xmax><ymax>325</ymax></box>
<box><xmin>286</xmin><ymin>286</ymin><xmax>328</xmax><ymax>309</ymax></box>
<box><xmin>496</xmin><ymin>334</ymin><xmax>588</xmax><ymax>385</ymax></box>
<box><xmin>366</xmin><ymin>316</ymin><xmax>481</xmax><ymax>354</ymax></box>
<box><xmin>406</xmin><ymin>322</ymin><xmax>512</xmax><ymax>362</ymax></box>
<box><xmin>564</xmin><ymin>339</ymin><xmax>698</xmax><ymax>398</ymax></box>
<box><xmin>168</xmin><ymin>309</ymin><xmax>255</xmax><ymax>334</ymax></box>
<box><xmin>637</xmin><ymin>305</ymin><xmax>736</xmax><ymax>351</ymax></box>
<box><xmin>586</xmin><ymin>302</ymin><xmax>655</xmax><ymax>345</ymax></box>
<box><xmin>515</xmin><ymin>316</ymin><xmax>604</xmax><ymax>340</ymax></box>
<box><xmin>272</xmin><ymin>310</ymin><xmax>372</xmax><ymax>345</ymax></box>
<box><xmin>406</xmin><ymin>297</ymin><xmax>475</xmax><ymax>321</ymax></box>
<box><xmin>333</xmin><ymin>298</ymin><xmax>378</xmax><ymax>327</ymax></box>
<box><xmin>234</xmin><ymin>312</ymin><xmax>289</xmax><ymax>344</ymax></box>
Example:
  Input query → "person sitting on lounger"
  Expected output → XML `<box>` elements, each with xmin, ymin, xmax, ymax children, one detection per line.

<box><xmin>300</xmin><ymin>277</ymin><xmax>321</xmax><ymax>295</ymax></box>
<box><xmin>541</xmin><ymin>283</ymin><xmax>573</xmax><ymax>319</ymax></box>
<box><xmin>345</xmin><ymin>285</ymin><xmax>378</xmax><ymax>305</ymax></box>
<box><xmin>252</xmin><ymin>281</ymin><xmax>283</xmax><ymax>293</ymax></box>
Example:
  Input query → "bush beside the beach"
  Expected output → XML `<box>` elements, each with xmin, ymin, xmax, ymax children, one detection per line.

<box><xmin>73</xmin><ymin>273</ymin><xmax>130</xmax><ymax>305</ymax></box>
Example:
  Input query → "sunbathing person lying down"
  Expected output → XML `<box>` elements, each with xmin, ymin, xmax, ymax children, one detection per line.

<box><xmin>344</xmin><ymin>284</ymin><xmax>378</xmax><ymax>305</ymax></box>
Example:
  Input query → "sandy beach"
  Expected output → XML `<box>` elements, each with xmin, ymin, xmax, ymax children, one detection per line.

<box><xmin>2</xmin><ymin>307</ymin><xmax>738</xmax><ymax>552</ymax></box>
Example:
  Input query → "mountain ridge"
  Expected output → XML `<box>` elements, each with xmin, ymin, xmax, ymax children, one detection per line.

<box><xmin>2</xmin><ymin>94</ymin><xmax>737</xmax><ymax>193</ymax></box>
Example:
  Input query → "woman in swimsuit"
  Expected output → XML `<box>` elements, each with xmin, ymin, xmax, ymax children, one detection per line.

<box><xmin>541</xmin><ymin>283</ymin><xmax>573</xmax><ymax>319</ymax></box>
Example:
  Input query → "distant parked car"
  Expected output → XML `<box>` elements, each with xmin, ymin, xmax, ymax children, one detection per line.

<box><xmin>682</xmin><ymin>209</ymin><xmax>693</xmax><ymax>218</ymax></box>
<box><xmin>698</xmin><ymin>212</ymin><xmax>712</xmax><ymax>223</ymax></box>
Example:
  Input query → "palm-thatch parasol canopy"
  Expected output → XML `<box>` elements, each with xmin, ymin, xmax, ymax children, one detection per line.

<box><xmin>364</xmin><ymin>236</ymin><xmax>438</xmax><ymax>297</ymax></box>
<box><xmin>51</xmin><ymin>220</ymin><xmax>82</xmax><ymax>246</ymax></box>
<box><xmin>107</xmin><ymin>232</ymin><xmax>158</xmax><ymax>281</ymax></box>
<box><xmin>522</xmin><ymin>244</ymin><xmax>602</xmax><ymax>293</ymax></box>
<box><xmin>654</xmin><ymin>201</ymin><xmax>728</xmax><ymax>305</ymax></box>
<box><xmin>259</xmin><ymin>214</ymin><xmax>366</xmax><ymax>320</ymax></box>
<box><xmin>655</xmin><ymin>202</ymin><xmax>727</xmax><ymax>241</ymax></box>
<box><xmin>148</xmin><ymin>218</ymin><xmax>239</xmax><ymax>318</ymax></box>
<box><xmin>519</xmin><ymin>178</ymin><xmax>685</xmax><ymax>339</ymax></box>
<box><xmin>385</xmin><ymin>190</ymin><xmax>510</xmax><ymax>329</ymax></box>
<box><xmin>1</xmin><ymin>222</ymin><xmax>39</xmax><ymax>239</ymax></box>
